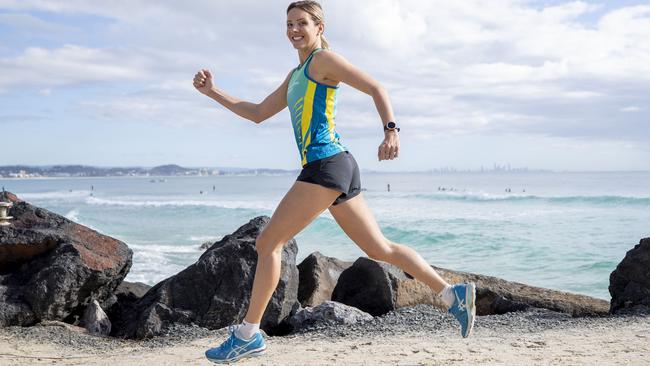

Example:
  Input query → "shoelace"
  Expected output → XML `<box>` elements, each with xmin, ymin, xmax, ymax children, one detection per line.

<box><xmin>218</xmin><ymin>325</ymin><xmax>239</xmax><ymax>351</ymax></box>
<box><xmin>455</xmin><ymin>290</ymin><xmax>467</xmax><ymax>312</ymax></box>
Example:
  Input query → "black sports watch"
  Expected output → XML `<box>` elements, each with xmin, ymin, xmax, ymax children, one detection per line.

<box><xmin>383</xmin><ymin>121</ymin><xmax>400</xmax><ymax>132</ymax></box>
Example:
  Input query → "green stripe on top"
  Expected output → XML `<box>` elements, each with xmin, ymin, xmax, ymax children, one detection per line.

<box><xmin>287</xmin><ymin>48</ymin><xmax>346</xmax><ymax>167</ymax></box>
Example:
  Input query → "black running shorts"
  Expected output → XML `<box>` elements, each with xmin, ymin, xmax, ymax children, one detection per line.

<box><xmin>296</xmin><ymin>150</ymin><xmax>362</xmax><ymax>206</ymax></box>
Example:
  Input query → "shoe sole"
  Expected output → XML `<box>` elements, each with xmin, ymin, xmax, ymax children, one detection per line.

<box><xmin>464</xmin><ymin>282</ymin><xmax>476</xmax><ymax>338</ymax></box>
<box><xmin>206</xmin><ymin>345</ymin><xmax>267</xmax><ymax>364</ymax></box>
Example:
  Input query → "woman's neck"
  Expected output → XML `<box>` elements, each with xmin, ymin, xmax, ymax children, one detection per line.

<box><xmin>298</xmin><ymin>45</ymin><xmax>322</xmax><ymax>65</ymax></box>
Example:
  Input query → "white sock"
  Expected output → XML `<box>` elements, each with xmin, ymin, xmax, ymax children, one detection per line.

<box><xmin>235</xmin><ymin>320</ymin><xmax>260</xmax><ymax>340</ymax></box>
<box><xmin>439</xmin><ymin>284</ymin><xmax>456</xmax><ymax>309</ymax></box>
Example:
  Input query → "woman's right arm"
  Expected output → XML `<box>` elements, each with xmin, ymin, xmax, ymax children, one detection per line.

<box><xmin>193</xmin><ymin>69</ymin><xmax>292</xmax><ymax>124</ymax></box>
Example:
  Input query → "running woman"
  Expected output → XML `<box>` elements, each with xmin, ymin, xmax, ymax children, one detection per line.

<box><xmin>194</xmin><ymin>1</ymin><xmax>476</xmax><ymax>363</ymax></box>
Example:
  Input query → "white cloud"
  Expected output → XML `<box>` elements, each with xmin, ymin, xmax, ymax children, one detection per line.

<box><xmin>462</xmin><ymin>61</ymin><xmax>570</xmax><ymax>84</ymax></box>
<box><xmin>78</xmin><ymin>93</ymin><xmax>233</xmax><ymax>128</ymax></box>
<box><xmin>620</xmin><ymin>106</ymin><xmax>642</xmax><ymax>112</ymax></box>
<box><xmin>0</xmin><ymin>12</ymin><xmax>77</xmax><ymax>33</ymax></box>
<box><xmin>0</xmin><ymin>45</ymin><xmax>143</xmax><ymax>87</ymax></box>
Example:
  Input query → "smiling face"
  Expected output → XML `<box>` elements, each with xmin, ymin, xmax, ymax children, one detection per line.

<box><xmin>286</xmin><ymin>8</ymin><xmax>323</xmax><ymax>51</ymax></box>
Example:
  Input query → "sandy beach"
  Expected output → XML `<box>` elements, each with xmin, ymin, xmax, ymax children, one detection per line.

<box><xmin>1</xmin><ymin>305</ymin><xmax>648</xmax><ymax>366</ymax></box>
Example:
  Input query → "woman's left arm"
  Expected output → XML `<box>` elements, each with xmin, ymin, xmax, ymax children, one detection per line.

<box><xmin>317</xmin><ymin>51</ymin><xmax>399</xmax><ymax>161</ymax></box>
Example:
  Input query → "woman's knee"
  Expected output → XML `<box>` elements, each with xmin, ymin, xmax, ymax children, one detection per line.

<box><xmin>254</xmin><ymin>233</ymin><xmax>285</xmax><ymax>257</ymax></box>
<box><xmin>365</xmin><ymin>239</ymin><xmax>395</xmax><ymax>262</ymax></box>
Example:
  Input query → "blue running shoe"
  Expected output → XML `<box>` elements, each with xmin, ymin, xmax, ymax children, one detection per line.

<box><xmin>448</xmin><ymin>282</ymin><xmax>476</xmax><ymax>338</ymax></box>
<box><xmin>205</xmin><ymin>325</ymin><xmax>267</xmax><ymax>364</ymax></box>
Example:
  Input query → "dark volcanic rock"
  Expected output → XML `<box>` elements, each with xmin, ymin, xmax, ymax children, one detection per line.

<box><xmin>114</xmin><ymin>281</ymin><xmax>152</xmax><ymax>300</ymax></box>
<box><xmin>0</xmin><ymin>192</ymin><xmax>132</xmax><ymax>327</ymax></box>
<box><xmin>331</xmin><ymin>257</ymin><xmax>443</xmax><ymax>316</ymax></box>
<box><xmin>297</xmin><ymin>251</ymin><xmax>352</xmax><ymax>307</ymax></box>
<box><xmin>0</xmin><ymin>275</ymin><xmax>37</xmax><ymax>326</ymax></box>
<box><xmin>609</xmin><ymin>237</ymin><xmax>650</xmax><ymax>314</ymax></box>
<box><xmin>105</xmin><ymin>281</ymin><xmax>152</xmax><ymax>335</ymax></box>
<box><xmin>332</xmin><ymin>257</ymin><xmax>407</xmax><ymax>316</ymax></box>
<box><xmin>289</xmin><ymin>300</ymin><xmax>373</xmax><ymax>332</ymax></box>
<box><xmin>113</xmin><ymin>216</ymin><xmax>300</xmax><ymax>339</ymax></box>
<box><xmin>332</xmin><ymin>257</ymin><xmax>608</xmax><ymax>317</ymax></box>
<box><xmin>476</xmin><ymin>287</ymin><xmax>530</xmax><ymax>314</ymax></box>
<box><xmin>82</xmin><ymin>299</ymin><xmax>111</xmax><ymax>336</ymax></box>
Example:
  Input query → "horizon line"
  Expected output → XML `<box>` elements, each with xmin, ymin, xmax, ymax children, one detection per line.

<box><xmin>1</xmin><ymin>163</ymin><xmax>649</xmax><ymax>174</ymax></box>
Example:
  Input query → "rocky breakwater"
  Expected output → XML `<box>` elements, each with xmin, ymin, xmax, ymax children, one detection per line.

<box><xmin>0</xmin><ymin>191</ymin><xmax>132</xmax><ymax>328</ymax></box>
<box><xmin>112</xmin><ymin>216</ymin><xmax>301</xmax><ymax>339</ymax></box>
<box><xmin>330</xmin><ymin>257</ymin><xmax>609</xmax><ymax>317</ymax></box>
<box><xmin>3</xmin><ymin>191</ymin><xmax>633</xmax><ymax>343</ymax></box>
<box><xmin>289</xmin><ymin>300</ymin><xmax>373</xmax><ymax>333</ymax></box>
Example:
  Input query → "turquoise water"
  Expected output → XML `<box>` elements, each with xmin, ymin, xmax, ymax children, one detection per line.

<box><xmin>3</xmin><ymin>171</ymin><xmax>649</xmax><ymax>300</ymax></box>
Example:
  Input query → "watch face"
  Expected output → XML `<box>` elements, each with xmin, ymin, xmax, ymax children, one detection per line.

<box><xmin>387</xmin><ymin>122</ymin><xmax>396</xmax><ymax>129</ymax></box>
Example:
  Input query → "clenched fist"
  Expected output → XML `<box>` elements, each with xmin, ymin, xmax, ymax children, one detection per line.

<box><xmin>378</xmin><ymin>130</ymin><xmax>400</xmax><ymax>161</ymax></box>
<box><xmin>193</xmin><ymin>69</ymin><xmax>214</xmax><ymax>94</ymax></box>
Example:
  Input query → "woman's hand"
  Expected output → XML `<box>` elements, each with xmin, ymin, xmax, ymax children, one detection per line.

<box><xmin>378</xmin><ymin>130</ymin><xmax>400</xmax><ymax>161</ymax></box>
<box><xmin>193</xmin><ymin>69</ymin><xmax>214</xmax><ymax>95</ymax></box>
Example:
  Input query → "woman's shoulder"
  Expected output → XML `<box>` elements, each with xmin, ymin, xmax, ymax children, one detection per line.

<box><xmin>312</xmin><ymin>49</ymin><xmax>347</xmax><ymax>69</ymax></box>
<box><xmin>314</xmin><ymin>48</ymin><xmax>340</xmax><ymax>61</ymax></box>
<box><xmin>308</xmin><ymin>50</ymin><xmax>343</xmax><ymax>87</ymax></box>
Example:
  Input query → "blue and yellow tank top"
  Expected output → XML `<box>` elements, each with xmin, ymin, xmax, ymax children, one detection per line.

<box><xmin>287</xmin><ymin>48</ymin><xmax>347</xmax><ymax>167</ymax></box>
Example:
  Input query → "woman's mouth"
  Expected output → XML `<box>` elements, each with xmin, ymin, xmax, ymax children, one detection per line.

<box><xmin>292</xmin><ymin>36</ymin><xmax>304</xmax><ymax>42</ymax></box>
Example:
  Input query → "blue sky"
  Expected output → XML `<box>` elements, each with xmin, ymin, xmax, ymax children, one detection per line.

<box><xmin>1</xmin><ymin>0</ymin><xmax>649</xmax><ymax>171</ymax></box>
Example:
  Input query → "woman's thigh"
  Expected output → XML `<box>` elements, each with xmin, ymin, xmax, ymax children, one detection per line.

<box><xmin>328</xmin><ymin>193</ymin><xmax>391</xmax><ymax>258</ymax></box>
<box><xmin>257</xmin><ymin>181</ymin><xmax>342</xmax><ymax>251</ymax></box>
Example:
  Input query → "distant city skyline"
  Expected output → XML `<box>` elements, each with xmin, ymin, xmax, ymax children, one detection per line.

<box><xmin>1</xmin><ymin>1</ymin><xmax>649</xmax><ymax>171</ymax></box>
<box><xmin>4</xmin><ymin>163</ymin><xmax>641</xmax><ymax>178</ymax></box>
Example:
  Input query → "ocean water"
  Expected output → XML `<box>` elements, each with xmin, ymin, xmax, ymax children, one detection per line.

<box><xmin>2</xmin><ymin>171</ymin><xmax>649</xmax><ymax>301</ymax></box>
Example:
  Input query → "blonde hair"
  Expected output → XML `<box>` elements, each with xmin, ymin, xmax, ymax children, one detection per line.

<box><xmin>287</xmin><ymin>1</ymin><xmax>330</xmax><ymax>49</ymax></box>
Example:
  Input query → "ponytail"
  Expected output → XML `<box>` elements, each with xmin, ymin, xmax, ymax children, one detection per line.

<box><xmin>320</xmin><ymin>34</ymin><xmax>330</xmax><ymax>49</ymax></box>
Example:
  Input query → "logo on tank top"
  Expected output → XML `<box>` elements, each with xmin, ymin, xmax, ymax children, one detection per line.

<box><xmin>288</xmin><ymin>79</ymin><xmax>299</xmax><ymax>94</ymax></box>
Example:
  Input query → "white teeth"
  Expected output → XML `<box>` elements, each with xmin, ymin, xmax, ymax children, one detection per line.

<box><xmin>292</xmin><ymin>36</ymin><xmax>304</xmax><ymax>41</ymax></box>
